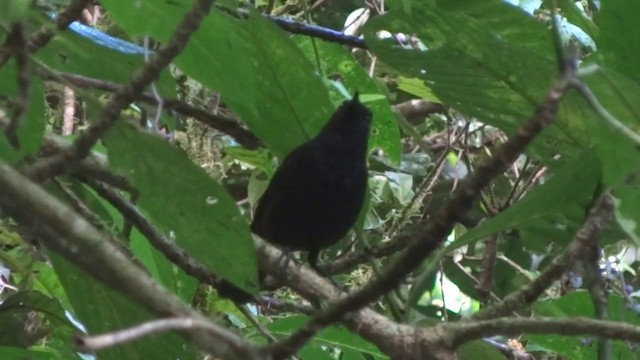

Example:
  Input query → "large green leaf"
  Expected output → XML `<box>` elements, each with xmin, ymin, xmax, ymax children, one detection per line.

<box><xmin>100</xmin><ymin>1</ymin><xmax>335</xmax><ymax>158</ymax></box>
<box><xmin>105</xmin><ymin>123</ymin><xmax>257</xmax><ymax>294</ymax></box>
<box><xmin>363</xmin><ymin>2</ymin><xmax>589</xmax><ymax>162</ymax></box>
<box><xmin>130</xmin><ymin>228</ymin><xmax>198</xmax><ymax>302</ymax></box>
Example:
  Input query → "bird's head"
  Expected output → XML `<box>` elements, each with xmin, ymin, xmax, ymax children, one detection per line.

<box><xmin>316</xmin><ymin>92</ymin><xmax>372</xmax><ymax>146</ymax></box>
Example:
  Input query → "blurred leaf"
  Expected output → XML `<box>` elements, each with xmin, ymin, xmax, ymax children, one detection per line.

<box><xmin>0</xmin><ymin>291</ymin><xmax>72</xmax><ymax>327</ymax></box>
<box><xmin>105</xmin><ymin>123</ymin><xmax>257</xmax><ymax>295</ymax></box>
<box><xmin>396</xmin><ymin>76</ymin><xmax>439</xmax><ymax>101</ymax></box>
<box><xmin>0</xmin><ymin>346</ymin><xmax>68</xmax><ymax>360</ymax></box>
<box><xmin>363</xmin><ymin>1</ymin><xmax>590</xmax><ymax>162</ymax></box>
<box><xmin>0</xmin><ymin>291</ymin><xmax>72</xmax><ymax>348</ymax></box>
<box><xmin>550</xmin><ymin>0</ymin><xmax>599</xmax><ymax>42</ymax></box>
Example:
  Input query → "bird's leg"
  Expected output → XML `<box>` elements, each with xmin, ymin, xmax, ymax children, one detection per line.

<box><xmin>308</xmin><ymin>249</ymin><xmax>345</xmax><ymax>292</ymax></box>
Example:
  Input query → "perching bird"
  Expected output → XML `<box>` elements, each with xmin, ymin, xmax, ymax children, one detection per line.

<box><xmin>218</xmin><ymin>93</ymin><xmax>372</xmax><ymax>302</ymax></box>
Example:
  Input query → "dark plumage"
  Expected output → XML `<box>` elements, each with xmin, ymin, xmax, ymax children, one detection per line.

<box><xmin>218</xmin><ymin>93</ymin><xmax>372</xmax><ymax>302</ymax></box>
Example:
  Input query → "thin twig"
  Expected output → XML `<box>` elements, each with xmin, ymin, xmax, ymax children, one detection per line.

<box><xmin>74</xmin><ymin>317</ymin><xmax>247</xmax><ymax>353</ymax></box>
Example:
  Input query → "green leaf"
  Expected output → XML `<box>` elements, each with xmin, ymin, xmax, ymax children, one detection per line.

<box><xmin>0</xmin><ymin>346</ymin><xmax>69</xmax><ymax>360</ymax></box>
<box><xmin>269</xmin><ymin>315</ymin><xmax>386</xmax><ymax>359</ymax></box>
<box><xmin>49</xmin><ymin>253</ymin><xmax>195</xmax><ymax>360</ymax></box>
<box><xmin>363</xmin><ymin>2</ymin><xmax>589</xmax><ymax>161</ymax></box>
<box><xmin>0</xmin><ymin>291</ymin><xmax>74</xmax><ymax>349</ymax></box>
<box><xmin>396</xmin><ymin>76</ymin><xmax>440</xmax><ymax>101</ymax></box>
<box><xmin>130</xmin><ymin>228</ymin><xmax>198</xmax><ymax>302</ymax></box>
<box><xmin>549</xmin><ymin>0</ymin><xmax>599</xmax><ymax>42</ymax></box>
<box><xmin>105</xmin><ymin>123</ymin><xmax>257</xmax><ymax>294</ymax></box>
<box><xmin>597</xmin><ymin>0</ymin><xmax>640</xmax><ymax>83</ymax></box>
<box><xmin>0</xmin><ymin>291</ymin><xmax>72</xmax><ymax>327</ymax></box>
<box><xmin>579</xmin><ymin>66</ymin><xmax>640</xmax><ymax>242</ymax></box>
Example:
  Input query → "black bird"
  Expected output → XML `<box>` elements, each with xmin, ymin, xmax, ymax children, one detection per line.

<box><xmin>218</xmin><ymin>93</ymin><xmax>372</xmax><ymax>302</ymax></box>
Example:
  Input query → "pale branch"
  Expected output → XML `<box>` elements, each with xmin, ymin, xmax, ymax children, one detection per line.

<box><xmin>74</xmin><ymin>317</ymin><xmax>247</xmax><ymax>353</ymax></box>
